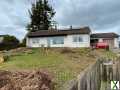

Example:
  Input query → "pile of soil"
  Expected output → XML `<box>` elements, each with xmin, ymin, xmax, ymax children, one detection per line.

<box><xmin>9</xmin><ymin>48</ymin><xmax>33</xmax><ymax>54</ymax></box>
<box><xmin>0</xmin><ymin>54</ymin><xmax>4</xmax><ymax>63</ymax></box>
<box><xmin>0</xmin><ymin>70</ymin><xmax>54</xmax><ymax>90</ymax></box>
<box><xmin>1</xmin><ymin>47</ymin><xmax>33</xmax><ymax>58</ymax></box>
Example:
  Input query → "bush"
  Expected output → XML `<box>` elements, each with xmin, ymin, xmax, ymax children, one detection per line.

<box><xmin>0</xmin><ymin>35</ymin><xmax>20</xmax><ymax>50</ymax></box>
<box><xmin>19</xmin><ymin>38</ymin><xmax>26</xmax><ymax>47</ymax></box>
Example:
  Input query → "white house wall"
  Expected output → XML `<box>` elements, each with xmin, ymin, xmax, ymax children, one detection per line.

<box><xmin>27</xmin><ymin>34</ymin><xmax>90</xmax><ymax>48</ymax></box>
<box><xmin>114</xmin><ymin>38</ymin><xmax>119</xmax><ymax>48</ymax></box>
<box><xmin>64</xmin><ymin>34</ymin><xmax>90</xmax><ymax>47</ymax></box>
<box><xmin>26</xmin><ymin>37</ymin><xmax>47</xmax><ymax>47</ymax></box>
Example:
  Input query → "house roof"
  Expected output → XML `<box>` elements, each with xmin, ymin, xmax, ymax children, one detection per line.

<box><xmin>91</xmin><ymin>33</ymin><xmax>119</xmax><ymax>38</ymax></box>
<box><xmin>27</xmin><ymin>27</ymin><xmax>91</xmax><ymax>37</ymax></box>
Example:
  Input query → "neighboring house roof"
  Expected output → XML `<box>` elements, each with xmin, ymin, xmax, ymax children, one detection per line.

<box><xmin>91</xmin><ymin>33</ymin><xmax>119</xmax><ymax>38</ymax></box>
<box><xmin>27</xmin><ymin>27</ymin><xmax>91</xmax><ymax>37</ymax></box>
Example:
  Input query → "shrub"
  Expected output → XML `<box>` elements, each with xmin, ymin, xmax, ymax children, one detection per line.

<box><xmin>0</xmin><ymin>35</ymin><xmax>20</xmax><ymax>50</ymax></box>
<box><xmin>19</xmin><ymin>38</ymin><xmax>26</xmax><ymax>47</ymax></box>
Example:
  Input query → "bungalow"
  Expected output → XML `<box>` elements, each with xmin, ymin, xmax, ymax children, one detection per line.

<box><xmin>26</xmin><ymin>27</ymin><xmax>119</xmax><ymax>48</ymax></box>
<box><xmin>26</xmin><ymin>27</ymin><xmax>91</xmax><ymax>48</ymax></box>
<box><xmin>91</xmin><ymin>33</ymin><xmax>119</xmax><ymax>48</ymax></box>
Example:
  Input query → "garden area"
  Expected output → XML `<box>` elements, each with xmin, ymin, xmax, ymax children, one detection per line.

<box><xmin>0</xmin><ymin>48</ymin><xmax>117</xmax><ymax>90</ymax></box>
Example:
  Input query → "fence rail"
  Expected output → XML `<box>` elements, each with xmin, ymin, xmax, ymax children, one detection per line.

<box><xmin>63</xmin><ymin>58</ymin><xmax>120</xmax><ymax>90</ymax></box>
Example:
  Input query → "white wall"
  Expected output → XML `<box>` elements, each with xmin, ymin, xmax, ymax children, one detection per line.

<box><xmin>0</xmin><ymin>37</ymin><xmax>4</xmax><ymax>43</ymax></box>
<box><xmin>98</xmin><ymin>38</ymin><xmax>103</xmax><ymax>42</ymax></box>
<box><xmin>26</xmin><ymin>34</ymin><xmax>90</xmax><ymax>48</ymax></box>
<box><xmin>26</xmin><ymin>37</ymin><xmax>47</xmax><ymax>47</ymax></box>
<box><xmin>64</xmin><ymin>34</ymin><xmax>90</xmax><ymax>47</ymax></box>
<box><xmin>114</xmin><ymin>38</ymin><xmax>119</xmax><ymax>48</ymax></box>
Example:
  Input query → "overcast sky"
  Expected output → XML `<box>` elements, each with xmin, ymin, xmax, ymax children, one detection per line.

<box><xmin>0</xmin><ymin>0</ymin><xmax>120</xmax><ymax>40</ymax></box>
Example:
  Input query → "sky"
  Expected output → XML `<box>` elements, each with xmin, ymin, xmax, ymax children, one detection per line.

<box><xmin>0</xmin><ymin>0</ymin><xmax>120</xmax><ymax>40</ymax></box>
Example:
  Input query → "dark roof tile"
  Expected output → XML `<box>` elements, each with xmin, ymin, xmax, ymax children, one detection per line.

<box><xmin>91</xmin><ymin>33</ymin><xmax>119</xmax><ymax>38</ymax></box>
<box><xmin>27</xmin><ymin>27</ymin><xmax>91</xmax><ymax>37</ymax></box>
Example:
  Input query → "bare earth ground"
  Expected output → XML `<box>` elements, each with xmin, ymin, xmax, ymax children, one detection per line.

<box><xmin>0</xmin><ymin>70</ymin><xmax>54</xmax><ymax>90</ymax></box>
<box><xmin>0</xmin><ymin>48</ymin><xmax>117</xmax><ymax>90</ymax></box>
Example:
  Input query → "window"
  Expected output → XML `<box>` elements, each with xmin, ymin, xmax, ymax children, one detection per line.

<box><xmin>73</xmin><ymin>36</ymin><xmax>77</xmax><ymax>42</ymax></box>
<box><xmin>73</xmin><ymin>36</ymin><xmax>83</xmax><ymax>42</ymax></box>
<box><xmin>32</xmin><ymin>39</ymin><xmax>39</xmax><ymax>44</ymax></box>
<box><xmin>78</xmin><ymin>37</ymin><xmax>83</xmax><ymax>42</ymax></box>
<box><xmin>52</xmin><ymin>37</ymin><xmax>64</xmax><ymax>44</ymax></box>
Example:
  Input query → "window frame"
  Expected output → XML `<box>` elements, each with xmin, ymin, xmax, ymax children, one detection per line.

<box><xmin>52</xmin><ymin>37</ymin><xmax>64</xmax><ymax>45</ymax></box>
<box><xmin>32</xmin><ymin>39</ymin><xmax>39</xmax><ymax>44</ymax></box>
<box><xmin>73</xmin><ymin>36</ymin><xmax>83</xmax><ymax>42</ymax></box>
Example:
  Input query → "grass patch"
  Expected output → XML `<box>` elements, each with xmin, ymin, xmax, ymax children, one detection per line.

<box><xmin>0</xmin><ymin>48</ymin><xmax>117</xmax><ymax>90</ymax></box>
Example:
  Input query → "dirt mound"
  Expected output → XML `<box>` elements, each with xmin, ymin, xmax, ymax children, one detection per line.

<box><xmin>0</xmin><ymin>70</ymin><xmax>54</xmax><ymax>90</ymax></box>
<box><xmin>0</xmin><ymin>54</ymin><xmax>4</xmax><ymax>63</ymax></box>
<box><xmin>9</xmin><ymin>48</ymin><xmax>32</xmax><ymax>54</ymax></box>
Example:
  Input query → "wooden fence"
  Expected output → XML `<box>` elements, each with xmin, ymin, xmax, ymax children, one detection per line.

<box><xmin>63</xmin><ymin>58</ymin><xmax>120</xmax><ymax>90</ymax></box>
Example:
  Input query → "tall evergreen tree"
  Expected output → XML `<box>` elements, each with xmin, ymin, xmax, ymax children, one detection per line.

<box><xmin>27</xmin><ymin>0</ymin><xmax>55</xmax><ymax>32</ymax></box>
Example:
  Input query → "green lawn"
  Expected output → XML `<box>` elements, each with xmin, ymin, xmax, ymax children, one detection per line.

<box><xmin>0</xmin><ymin>48</ymin><xmax>117</xmax><ymax>90</ymax></box>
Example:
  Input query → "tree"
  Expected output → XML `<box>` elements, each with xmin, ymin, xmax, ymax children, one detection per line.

<box><xmin>0</xmin><ymin>35</ymin><xmax>20</xmax><ymax>50</ymax></box>
<box><xmin>20</xmin><ymin>37</ymin><xmax>26</xmax><ymax>47</ymax></box>
<box><xmin>27</xmin><ymin>0</ymin><xmax>55</xmax><ymax>32</ymax></box>
<box><xmin>3</xmin><ymin>35</ymin><xmax>19</xmax><ymax>44</ymax></box>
